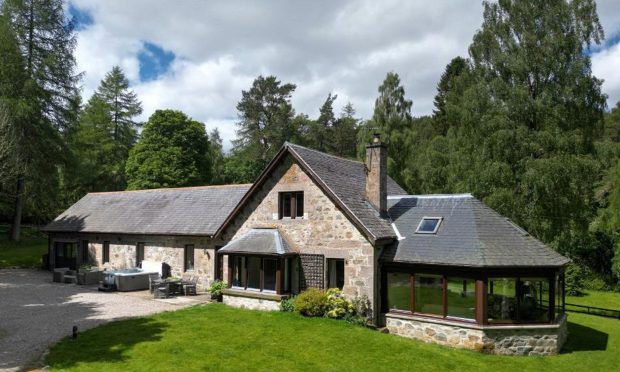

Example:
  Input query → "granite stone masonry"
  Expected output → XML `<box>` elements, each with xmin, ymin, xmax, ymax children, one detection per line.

<box><xmin>384</xmin><ymin>313</ymin><xmax>568</xmax><ymax>356</ymax></box>
<box><xmin>49</xmin><ymin>232</ymin><xmax>222</xmax><ymax>290</ymax></box>
<box><xmin>222</xmin><ymin>155</ymin><xmax>379</xmax><ymax>312</ymax></box>
<box><xmin>223</xmin><ymin>295</ymin><xmax>281</xmax><ymax>311</ymax></box>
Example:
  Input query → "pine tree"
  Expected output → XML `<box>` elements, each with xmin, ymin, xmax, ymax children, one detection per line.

<box><xmin>231</xmin><ymin>75</ymin><xmax>296</xmax><ymax>181</ymax></box>
<box><xmin>208</xmin><ymin>128</ymin><xmax>226</xmax><ymax>184</ymax></box>
<box><xmin>307</xmin><ymin>93</ymin><xmax>337</xmax><ymax>152</ymax></box>
<box><xmin>92</xmin><ymin>66</ymin><xmax>143</xmax><ymax>146</ymax></box>
<box><xmin>361</xmin><ymin>72</ymin><xmax>413</xmax><ymax>186</ymax></box>
<box><xmin>331</xmin><ymin>102</ymin><xmax>359</xmax><ymax>158</ymax></box>
<box><xmin>1</xmin><ymin>0</ymin><xmax>81</xmax><ymax>240</ymax></box>
<box><xmin>63</xmin><ymin>66</ymin><xmax>142</xmax><ymax>199</ymax></box>
<box><xmin>233</xmin><ymin>75</ymin><xmax>296</xmax><ymax>161</ymax></box>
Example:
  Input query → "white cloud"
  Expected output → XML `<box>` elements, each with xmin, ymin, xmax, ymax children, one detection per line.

<box><xmin>70</xmin><ymin>0</ymin><xmax>620</xmax><ymax>151</ymax></box>
<box><xmin>592</xmin><ymin>42</ymin><xmax>620</xmax><ymax>108</ymax></box>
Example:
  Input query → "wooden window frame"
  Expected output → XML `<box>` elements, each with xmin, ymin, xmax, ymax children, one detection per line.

<box><xmin>102</xmin><ymin>241</ymin><xmax>110</xmax><ymax>264</ymax></box>
<box><xmin>327</xmin><ymin>258</ymin><xmax>345</xmax><ymax>290</ymax></box>
<box><xmin>184</xmin><ymin>244</ymin><xmax>195</xmax><ymax>272</ymax></box>
<box><xmin>227</xmin><ymin>254</ymin><xmax>284</xmax><ymax>294</ymax></box>
<box><xmin>278</xmin><ymin>191</ymin><xmax>304</xmax><ymax>219</ymax></box>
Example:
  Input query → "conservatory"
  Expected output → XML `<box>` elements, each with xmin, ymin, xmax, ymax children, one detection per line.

<box><xmin>380</xmin><ymin>195</ymin><xmax>569</xmax><ymax>355</ymax></box>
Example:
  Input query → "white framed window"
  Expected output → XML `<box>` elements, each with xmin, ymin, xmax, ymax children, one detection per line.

<box><xmin>415</xmin><ymin>217</ymin><xmax>442</xmax><ymax>234</ymax></box>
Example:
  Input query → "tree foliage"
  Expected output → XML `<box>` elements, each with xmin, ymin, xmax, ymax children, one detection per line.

<box><xmin>358</xmin><ymin>72</ymin><xmax>413</xmax><ymax>187</ymax></box>
<box><xmin>126</xmin><ymin>110</ymin><xmax>211</xmax><ymax>190</ymax></box>
<box><xmin>1</xmin><ymin>0</ymin><xmax>81</xmax><ymax>239</ymax></box>
<box><xmin>62</xmin><ymin>66</ymin><xmax>142</xmax><ymax>201</ymax></box>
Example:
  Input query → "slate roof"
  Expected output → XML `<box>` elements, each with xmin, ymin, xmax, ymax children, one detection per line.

<box><xmin>43</xmin><ymin>185</ymin><xmax>251</xmax><ymax>236</ymax></box>
<box><xmin>382</xmin><ymin>194</ymin><xmax>570</xmax><ymax>267</ymax></box>
<box><xmin>286</xmin><ymin>143</ymin><xmax>405</xmax><ymax>241</ymax></box>
<box><xmin>216</xmin><ymin>143</ymin><xmax>406</xmax><ymax>243</ymax></box>
<box><xmin>218</xmin><ymin>229</ymin><xmax>295</xmax><ymax>255</ymax></box>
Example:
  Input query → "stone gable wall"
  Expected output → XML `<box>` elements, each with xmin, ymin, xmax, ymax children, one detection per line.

<box><xmin>222</xmin><ymin>155</ymin><xmax>378</xmax><ymax>312</ymax></box>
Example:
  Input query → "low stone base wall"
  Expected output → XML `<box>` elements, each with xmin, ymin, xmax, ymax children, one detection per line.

<box><xmin>384</xmin><ymin>313</ymin><xmax>567</xmax><ymax>356</ymax></box>
<box><xmin>223</xmin><ymin>294</ymin><xmax>281</xmax><ymax>311</ymax></box>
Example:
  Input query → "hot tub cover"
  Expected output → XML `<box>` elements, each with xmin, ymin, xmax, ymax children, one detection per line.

<box><xmin>218</xmin><ymin>229</ymin><xmax>295</xmax><ymax>256</ymax></box>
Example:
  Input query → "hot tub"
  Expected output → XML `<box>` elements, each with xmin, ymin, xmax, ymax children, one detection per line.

<box><xmin>102</xmin><ymin>269</ymin><xmax>159</xmax><ymax>291</ymax></box>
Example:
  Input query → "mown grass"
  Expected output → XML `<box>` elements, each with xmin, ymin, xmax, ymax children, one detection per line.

<box><xmin>0</xmin><ymin>224</ymin><xmax>47</xmax><ymax>268</ymax></box>
<box><xmin>45</xmin><ymin>291</ymin><xmax>620</xmax><ymax>372</ymax></box>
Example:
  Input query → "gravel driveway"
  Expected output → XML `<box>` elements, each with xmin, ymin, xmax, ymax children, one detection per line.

<box><xmin>0</xmin><ymin>269</ymin><xmax>206</xmax><ymax>371</ymax></box>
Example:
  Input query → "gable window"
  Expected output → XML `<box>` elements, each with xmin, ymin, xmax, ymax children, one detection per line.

<box><xmin>327</xmin><ymin>258</ymin><xmax>345</xmax><ymax>290</ymax></box>
<box><xmin>102</xmin><ymin>241</ymin><xmax>110</xmax><ymax>264</ymax></box>
<box><xmin>136</xmin><ymin>242</ymin><xmax>145</xmax><ymax>268</ymax></box>
<box><xmin>279</xmin><ymin>191</ymin><xmax>304</xmax><ymax>219</ymax></box>
<box><xmin>184</xmin><ymin>245</ymin><xmax>195</xmax><ymax>272</ymax></box>
<box><xmin>416</xmin><ymin>217</ymin><xmax>442</xmax><ymax>234</ymax></box>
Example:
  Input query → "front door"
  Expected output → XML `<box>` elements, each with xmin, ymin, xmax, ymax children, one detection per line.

<box><xmin>54</xmin><ymin>242</ymin><xmax>77</xmax><ymax>269</ymax></box>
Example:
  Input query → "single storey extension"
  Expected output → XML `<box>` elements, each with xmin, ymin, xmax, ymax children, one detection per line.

<box><xmin>44</xmin><ymin>134</ymin><xmax>569</xmax><ymax>356</ymax></box>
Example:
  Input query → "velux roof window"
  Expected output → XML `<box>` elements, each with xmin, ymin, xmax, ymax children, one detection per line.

<box><xmin>416</xmin><ymin>217</ymin><xmax>442</xmax><ymax>234</ymax></box>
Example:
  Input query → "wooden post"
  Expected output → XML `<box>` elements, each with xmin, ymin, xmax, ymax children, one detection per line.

<box><xmin>276</xmin><ymin>259</ymin><xmax>282</xmax><ymax>294</ymax></box>
<box><xmin>549</xmin><ymin>274</ymin><xmax>556</xmax><ymax>322</ymax></box>
<box><xmin>475</xmin><ymin>279</ymin><xmax>488</xmax><ymax>325</ymax></box>
<box><xmin>442</xmin><ymin>276</ymin><xmax>448</xmax><ymax>317</ymax></box>
<box><xmin>410</xmin><ymin>274</ymin><xmax>415</xmax><ymax>312</ymax></box>
<box><xmin>227</xmin><ymin>255</ymin><xmax>233</xmax><ymax>288</ymax></box>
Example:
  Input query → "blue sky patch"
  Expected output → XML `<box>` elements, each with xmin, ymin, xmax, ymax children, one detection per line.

<box><xmin>69</xmin><ymin>4</ymin><xmax>93</xmax><ymax>30</ymax></box>
<box><xmin>138</xmin><ymin>42</ymin><xmax>176</xmax><ymax>81</ymax></box>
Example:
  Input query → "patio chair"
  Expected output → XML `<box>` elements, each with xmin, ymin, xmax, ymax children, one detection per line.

<box><xmin>148</xmin><ymin>274</ymin><xmax>162</xmax><ymax>293</ymax></box>
<box><xmin>183</xmin><ymin>276</ymin><xmax>198</xmax><ymax>296</ymax></box>
<box><xmin>153</xmin><ymin>282</ymin><xmax>170</xmax><ymax>299</ymax></box>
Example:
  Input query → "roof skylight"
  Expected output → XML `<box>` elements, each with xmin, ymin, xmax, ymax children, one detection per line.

<box><xmin>416</xmin><ymin>217</ymin><xmax>442</xmax><ymax>234</ymax></box>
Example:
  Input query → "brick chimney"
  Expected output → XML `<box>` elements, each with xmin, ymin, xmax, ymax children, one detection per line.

<box><xmin>365</xmin><ymin>133</ymin><xmax>387</xmax><ymax>216</ymax></box>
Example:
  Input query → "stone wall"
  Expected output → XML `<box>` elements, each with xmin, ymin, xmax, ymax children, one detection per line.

<box><xmin>221</xmin><ymin>155</ymin><xmax>377</xmax><ymax>311</ymax></box>
<box><xmin>49</xmin><ymin>232</ymin><xmax>222</xmax><ymax>290</ymax></box>
<box><xmin>223</xmin><ymin>294</ymin><xmax>281</xmax><ymax>311</ymax></box>
<box><xmin>384</xmin><ymin>313</ymin><xmax>568</xmax><ymax>356</ymax></box>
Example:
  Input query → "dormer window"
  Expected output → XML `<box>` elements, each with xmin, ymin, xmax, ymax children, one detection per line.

<box><xmin>416</xmin><ymin>217</ymin><xmax>442</xmax><ymax>234</ymax></box>
<box><xmin>279</xmin><ymin>191</ymin><xmax>304</xmax><ymax>219</ymax></box>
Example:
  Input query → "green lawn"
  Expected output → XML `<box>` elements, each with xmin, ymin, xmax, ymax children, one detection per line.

<box><xmin>45</xmin><ymin>292</ymin><xmax>620</xmax><ymax>372</ymax></box>
<box><xmin>0</xmin><ymin>224</ymin><xmax>47</xmax><ymax>268</ymax></box>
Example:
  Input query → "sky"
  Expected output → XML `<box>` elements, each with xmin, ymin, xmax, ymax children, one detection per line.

<box><xmin>68</xmin><ymin>0</ymin><xmax>620</xmax><ymax>151</ymax></box>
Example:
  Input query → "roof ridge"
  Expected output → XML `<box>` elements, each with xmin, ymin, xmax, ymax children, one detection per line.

<box><xmin>388</xmin><ymin>193</ymin><xmax>474</xmax><ymax>199</ymax></box>
<box><xmin>88</xmin><ymin>184</ymin><xmax>253</xmax><ymax>195</ymax></box>
<box><xmin>285</xmin><ymin>142</ymin><xmax>363</xmax><ymax>165</ymax></box>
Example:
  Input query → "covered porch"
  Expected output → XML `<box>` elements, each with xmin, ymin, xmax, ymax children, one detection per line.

<box><xmin>218</xmin><ymin>228</ymin><xmax>298</xmax><ymax>310</ymax></box>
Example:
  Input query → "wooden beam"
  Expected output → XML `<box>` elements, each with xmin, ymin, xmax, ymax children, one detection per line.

<box><xmin>475</xmin><ymin>279</ymin><xmax>488</xmax><ymax>325</ymax></box>
<box><xmin>276</xmin><ymin>259</ymin><xmax>282</xmax><ymax>294</ymax></box>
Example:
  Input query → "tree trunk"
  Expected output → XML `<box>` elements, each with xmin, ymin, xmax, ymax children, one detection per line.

<box><xmin>9</xmin><ymin>175</ymin><xmax>24</xmax><ymax>242</ymax></box>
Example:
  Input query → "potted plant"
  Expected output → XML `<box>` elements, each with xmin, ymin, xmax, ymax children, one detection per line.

<box><xmin>208</xmin><ymin>280</ymin><xmax>227</xmax><ymax>302</ymax></box>
<box><xmin>76</xmin><ymin>264</ymin><xmax>91</xmax><ymax>285</ymax></box>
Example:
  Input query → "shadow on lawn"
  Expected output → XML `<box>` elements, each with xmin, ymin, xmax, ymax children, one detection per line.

<box><xmin>46</xmin><ymin>317</ymin><xmax>167</xmax><ymax>369</ymax></box>
<box><xmin>561</xmin><ymin>321</ymin><xmax>608</xmax><ymax>353</ymax></box>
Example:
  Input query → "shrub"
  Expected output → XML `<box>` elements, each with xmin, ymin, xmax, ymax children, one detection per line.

<box><xmin>565</xmin><ymin>263</ymin><xmax>585</xmax><ymax>296</ymax></box>
<box><xmin>280</xmin><ymin>296</ymin><xmax>296</xmax><ymax>312</ymax></box>
<box><xmin>208</xmin><ymin>280</ymin><xmax>227</xmax><ymax>297</ymax></box>
<box><xmin>294</xmin><ymin>288</ymin><xmax>329</xmax><ymax>317</ymax></box>
<box><xmin>325</xmin><ymin>288</ymin><xmax>354</xmax><ymax>319</ymax></box>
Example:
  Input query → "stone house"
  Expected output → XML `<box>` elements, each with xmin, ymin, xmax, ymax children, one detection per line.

<box><xmin>44</xmin><ymin>135</ymin><xmax>569</xmax><ymax>355</ymax></box>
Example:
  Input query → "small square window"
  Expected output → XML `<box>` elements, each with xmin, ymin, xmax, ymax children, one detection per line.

<box><xmin>416</xmin><ymin>217</ymin><xmax>442</xmax><ymax>234</ymax></box>
<box><xmin>279</xmin><ymin>191</ymin><xmax>304</xmax><ymax>219</ymax></box>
